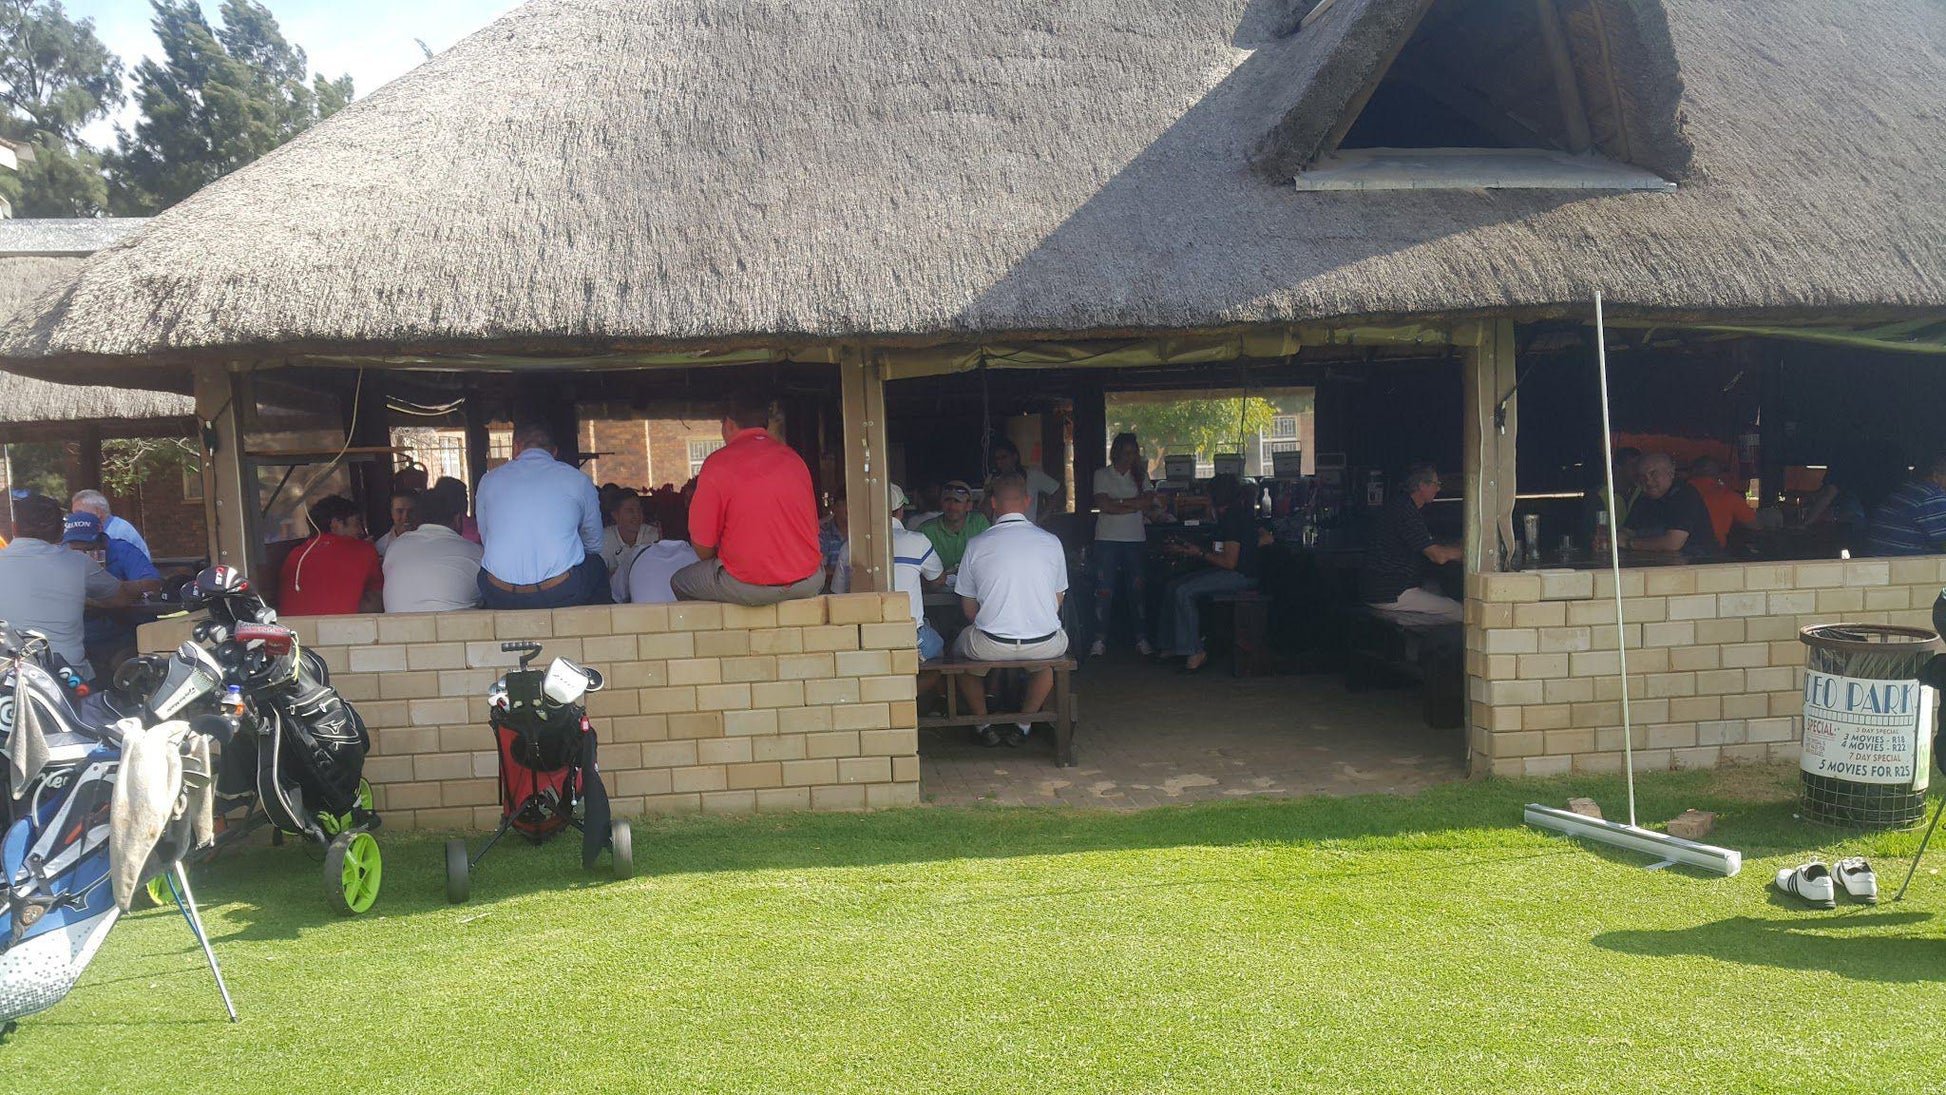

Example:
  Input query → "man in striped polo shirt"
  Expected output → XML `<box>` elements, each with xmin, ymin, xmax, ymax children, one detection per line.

<box><xmin>1866</xmin><ymin>453</ymin><xmax>1946</xmax><ymax>556</ymax></box>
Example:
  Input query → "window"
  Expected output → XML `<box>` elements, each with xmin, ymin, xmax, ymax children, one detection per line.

<box><xmin>1270</xmin><ymin>416</ymin><xmax>1300</xmax><ymax>440</ymax></box>
<box><xmin>181</xmin><ymin>452</ymin><xmax>205</xmax><ymax>502</ymax></box>
<box><xmin>489</xmin><ymin>430</ymin><xmax>512</xmax><ymax>461</ymax></box>
<box><xmin>687</xmin><ymin>439</ymin><xmax>724</xmax><ymax>478</ymax></box>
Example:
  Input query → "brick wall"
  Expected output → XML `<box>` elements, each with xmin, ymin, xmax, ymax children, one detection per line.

<box><xmin>1467</xmin><ymin>559</ymin><xmax>1945</xmax><ymax>777</ymax></box>
<box><xmin>110</xmin><ymin>468</ymin><xmax>207</xmax><ymax>560</ymax></box>
<box><xmin>139</xmin><ymin>593</ymin><xmax>921</xmax><ymax>828</ymax></box>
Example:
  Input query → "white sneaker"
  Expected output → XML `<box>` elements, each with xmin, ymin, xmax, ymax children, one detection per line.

<box><xmin>1775</xmin><ymin>862</ymin><xmax>1836</xmax><ymax>909</ymax></box>
<box><xmin>1834</xmin><ymin>857</ymin><xmax>1879</xmax><ymax>904</ymax></box>
<box><xmin>1088</xmin><ymin>639</ymin><xmax>1106</xmax><ymax>657</ymax></box>
<box><xmin>1136</xmin><ymin>638</ymin><xmax>1154</xmax><ymax>656</ymax></box>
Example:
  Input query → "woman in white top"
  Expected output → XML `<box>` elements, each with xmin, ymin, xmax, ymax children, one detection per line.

<box><xmin>600</xmin><ymin>491</ymin><xmax>657</xmax><ymax>586</ymax></box>
<box><xmin>1089</xmin><ymin>432</ymin><xmax>1156</xmax><ymax>657</ymax></box>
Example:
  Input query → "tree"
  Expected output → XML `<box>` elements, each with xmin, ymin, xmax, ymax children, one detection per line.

<box><xmin>0</xmin><ymin>0</ymin><xmax>123</xmax><ymax>215</ymax></box>
<box><xmin>108</xmin><ymin>0</ymin><xmax>352</xmax><ymax>215</ymax></box>
<box><xmin>1109</xmin><ymin>396</ymin><xmax>1282</xmax><ymax>465</ymax></box>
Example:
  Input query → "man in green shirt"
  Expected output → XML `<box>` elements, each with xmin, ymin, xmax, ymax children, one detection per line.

<box><xmin>919</xmin><ymin>480</ymin><xmax>991</xmax><ymax>573</ymax></box>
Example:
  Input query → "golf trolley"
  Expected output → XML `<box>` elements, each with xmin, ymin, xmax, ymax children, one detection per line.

<box><xmin>445</xmin><ymin>641</ymin><xmax>632</xmax><ymax>903</ymax></box>
<box><xmin>116</xmin><ymin>566</ymin><xmax>385</xmax><ymax>916</ymax></box>
<box><xmin>0</xmin><ymin>624</ymin><xmax>238</xmax><ymax>1031</ymax></box>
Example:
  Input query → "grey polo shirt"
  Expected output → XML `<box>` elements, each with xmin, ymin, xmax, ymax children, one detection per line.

<box><xmin>0</xmin><ymin>538</ymin><xmax>121</xmax><ymax>673</ymax></box>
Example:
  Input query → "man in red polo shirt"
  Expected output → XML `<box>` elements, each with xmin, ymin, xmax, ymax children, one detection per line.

<box><xmin>671</xmin><ymin>391</ymin><xmax>823</xmax><ymax>605</ymax></box>
<box><xmin>279</xmin><ymin>495</ymin><xmax>384</xmax><ymax>615</ymax></box>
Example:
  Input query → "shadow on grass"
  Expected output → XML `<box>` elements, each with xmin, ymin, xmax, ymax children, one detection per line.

<box><xmin>1592</xmin><ymin>910</ymin><xmax>1946</xmax><ymax>983</ymax></box>
<box><xmin>148</xmin><ymin>768</ymin><xmax>1925</xmax><ymax>939</ymax></box>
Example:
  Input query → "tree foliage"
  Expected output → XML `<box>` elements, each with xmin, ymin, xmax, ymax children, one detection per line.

<box><xmin>108</xmin><ymin>0</ymin><xmax>352</xmax><ymax>215</ymax></box>
<box><xmin>0</xmin><ymin>0</ymin><xmax>123</xmax><ymax>215</ymax></box>
<box><xmin>1109</xmin><ymin>396</ymin><xmax>1282</xmax><ymax>463</ymax></box>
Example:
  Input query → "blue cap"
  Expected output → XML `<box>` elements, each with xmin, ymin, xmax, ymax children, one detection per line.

<box><xmin>62</xmin><ymin>512</ymin><xmax>104</xmax><ymax>544</ymax></box>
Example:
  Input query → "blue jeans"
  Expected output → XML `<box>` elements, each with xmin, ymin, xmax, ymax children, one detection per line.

<box><xmin>1161</xmin><ymin>568</ymin><xmax>1255</xmax><ymax>657</ymax></box>
<box><xmin>1091</xmin><ymin>540</ymin><xmax>1147</xmax><ymax>643</ymax></box>
<box><xmin>479</xmin><ymin>552</ymin><xmax>613</xmax><ymax>610</ymax></box>
<box><xmin>917</xmin><ymin>621</ymin><xmax>944</xmax><ymax>661</ymax></box>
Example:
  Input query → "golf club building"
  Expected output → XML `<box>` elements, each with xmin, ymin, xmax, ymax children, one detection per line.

<box><xmin>5</xmin><ymin>0</ymin><xmax>1945</xmax><ymax>824</ymax></box>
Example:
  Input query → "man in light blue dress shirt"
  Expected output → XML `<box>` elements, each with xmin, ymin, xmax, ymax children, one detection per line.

<box><xmin>475</xmin><ymin>421</ymin><xmax>610</xmax><ymax>609</ymax></box>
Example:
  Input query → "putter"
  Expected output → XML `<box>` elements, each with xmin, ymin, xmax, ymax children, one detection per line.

<box><xmin>1894</xmin><ymin>796</ymin><xmax>1946</xmax><ymax>902</ymax></box>
<box><xmin>1899</xmin><ymin>644</ymin><xmax>1946</xmax><ymax>902</ymax></box>
<box><xmin>165</xmin><ymin>863</ymin><xmax>238</xmax><ymax>1023</ymax></box>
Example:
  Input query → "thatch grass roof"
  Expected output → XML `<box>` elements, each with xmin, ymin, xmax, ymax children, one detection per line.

<box><xmin>0</xmin><ymin>221</ymin><xmax>192</xmax><ymax>424</ymax></box>
<box><xmin>2</xmin><ymin>0</ymin><xmax>1943</xmax><ymax>375</ymax></box>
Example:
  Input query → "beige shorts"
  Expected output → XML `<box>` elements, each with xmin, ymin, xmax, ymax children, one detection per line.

<box><xmin>951</xmin><ymin>626</ymin><xmax>1070</xmax><ymax>674</ymax></box>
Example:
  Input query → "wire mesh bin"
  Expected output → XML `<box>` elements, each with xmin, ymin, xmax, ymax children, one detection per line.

<box><xmin>1799</xmin><ymin>623</ymin><xmax>1941</xmax><ymax>827</ymax></box>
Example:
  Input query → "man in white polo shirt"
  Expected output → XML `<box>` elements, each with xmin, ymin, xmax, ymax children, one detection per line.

<box><xmin>951</xmin><ymin>472</ymin><xmax>1068</xmax><ymax>747</ymax></box>
<box><xmin>383</xmin><ymin>486</ymin><xmax>484</xmax><ymax>612</ymax></box>
<box><xmin>835</xmin><ymin>483</ymin><xmax>947</xmax><ymax>658</ymax></box>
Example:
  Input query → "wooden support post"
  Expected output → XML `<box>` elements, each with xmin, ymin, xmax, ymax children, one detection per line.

<box><xmin>1072</xmin><ymin>382</ymin><xmax>1107</xmax><ymax>519</ymax></box>
<box><xmin>1756</xmin><ymin>344</ymin><xmax>1785</xmax><ymax>509</ymax></box>
<box><xmin>1463</xmin><ymin>319</ymin><xmax>1518</xmax><ymax>573</ymax></box>
<box><xmin>1535</xmin><ymin>0</ymin><xmax>1593</xmax><ymax>153</ymax></box>
<box><xmin>463</xmin><ymin>388</ymin><xmax>491</xmax><ymax>499</ymax></box>
<box><xmin>840</xmin><ymin>348</ymin><xmax>892</xmax><ymax>592</ymax></box>
<box><xmin>64</xmin><ymin>424</ymin><xmax>102</xmax><ymax>498</ymax></box>
<box><xmin>350</xmin><ymin>372</ymin><xmax>392</xmax><ymax>534</ymax></box>
<box><xmin>194</xmin><ymin>364</ymin><xmax>256</xmax><ymax>577</ymax></box>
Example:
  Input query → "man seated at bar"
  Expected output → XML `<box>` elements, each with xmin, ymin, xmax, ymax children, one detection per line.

<box><xmin>1687</xmin><ymin>456</ymin><xmax>1759</xmax><ymax>549</ymax></box>
<box><xmin>373</xmin><ymin>487</ymin><xmax>419</xmax><ymax>557</ymax></box>
<box><xmin>476</xmin><ymin>421</ymin><xmax>610</xmax><ymax>609</ymax></box>
<box><xmin>70</xmin><ymin>489</ymin><xmax>153</xmax><ymax>562</ymax></box>
<box><xmin>1618</xmin><ymin>452</ymin><xmax>1720</xmax><ymax>557</ymax></box>
<box><xmin>671</xmin><ymin>391</ymin><xmax>824</xmax><ymax>605</ymax></box>
<box><xmin>383</xmin><ymin>485</ymin><xmax>484</xmax><ymax>612</ymax></box>
<box><xmin>280</xmin><ymin>495</ymin><xmax>385</xmax><ymax>616</ymax></box>
<box><xmin>1865</xmin><ymin>452</ymin><xmax>1946</xmax><ymax>556</ymax></box>
<box><xmin>66</xmin><ymin>511</ymin><xmax>162</xmax><ymax>675</ymax></box>
<box><xmin>836</xmin><ymin>483</ymin><xmax>947</xmax><ymax>657</ymax></box>
<box><xmin>1361</xmin><ymin>464</ymin><xmax>1463</xmax><ymax>624</ymax></box>
<box><xmin>951</xmin><ymin>473</ymin><xmax>1068</xmax><ymax>747</ymax></box>
<box><xmin>0</xmin><ymin>497</ymin><xmax>135</xmax><ymax>680</ymax></box>
<box><xmin>1158</xmin><ymin>473</ymin><xmax>1264</xmax><ymax>671</ymax></box>
<box><xmin>918</xmin><ymin>480</ymin><xmax>989</xmax><ymax>576</ymax></box>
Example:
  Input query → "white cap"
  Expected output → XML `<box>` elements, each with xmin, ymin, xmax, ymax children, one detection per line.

<box><xmin>888</xmin><ymin>483</ymin><xmax>909</xmax><ymax>511</ymax></box>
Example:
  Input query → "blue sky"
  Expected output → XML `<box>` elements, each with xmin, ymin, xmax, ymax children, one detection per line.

<box><xmin>68</xmin><ymin>0</ymin><xmax>520</xmax><ymax>143</ymax></box>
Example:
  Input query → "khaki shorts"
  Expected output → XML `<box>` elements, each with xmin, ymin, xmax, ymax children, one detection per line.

<box><xmin>951</xmin><ymin>626</ymin><xmax>1069</xmax><ymax>675</ymax></box>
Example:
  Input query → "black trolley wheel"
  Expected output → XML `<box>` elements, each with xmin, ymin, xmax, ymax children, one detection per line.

<box><xmin>445</xmin><ymin>839</ymin><xmax>470</xmax><ymax>904</ymax></box>
<box><xmin>611</xmin><ymin>821</ymin><xmax>634</xmax><ymax>880</ymax></box>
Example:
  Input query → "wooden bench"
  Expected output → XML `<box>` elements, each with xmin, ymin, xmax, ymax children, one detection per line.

<box><xmin>918</xmin><ymin>657</ymin><xmax>1079</xmax><ymax>766</ymax></box>
<box><xmin>1343</xmin><ymin>608</ymin><xmax>1464</xmax><ymax>733</ymax></box>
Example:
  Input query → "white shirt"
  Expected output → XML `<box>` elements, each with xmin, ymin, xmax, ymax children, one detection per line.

<box><xmin>903</xmin><ymin>510</ymin><xmax>942</xmax><ymax>531</ymax></box>
<box><xmin>0</xmin><ymin>538</ymin><xmax>121</xmax><ymax>673</ymax></box>
<box><xmin>374</xmin><ymin>529</ymin><xmax>398</xmax><ymax>557</ymax></box>
<box><xmin>382</xmin><ymin>524</ymin><xmax>484</xmax><ymax>612</ymax></box>
<box><xmin>601</xmin><ymin>524</ymin><xmax>656</xmax><ymax>577</ymax></box>
<box><xmin>475</xmin><ymin>448</ymin><xmax>604</xmax><ymax>585</ymax></box>
<box><xmin>834</xmin><ymin>522</ymin><xmax>943</xmax><ymax>624</ymax></box>
<box><xmin>625</xmin><ymin>540</ymin><xmax>701</xmax><ymax>604</ymax></box>
<box><xmin>105</xmin><ymin>515</ymin><xmax>151</xmax><ymax>560</ymax></box>
<box><xmin>955</xmin><ymin>513</ymin><xmax>1067</xmax><ymax>639</ymax></box>
<box><xmin>1093</xmin><ymin>466</ymin><xmax>1149</xmax><ymax>542</ymax></box>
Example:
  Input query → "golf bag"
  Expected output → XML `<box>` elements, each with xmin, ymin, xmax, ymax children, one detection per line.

<box><xmin>0</xmin><ymin>635</ymin><xmax>235</xmax><ymax>1027</ymax></box>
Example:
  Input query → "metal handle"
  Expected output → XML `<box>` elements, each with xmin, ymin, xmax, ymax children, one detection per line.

<box><xmin>501</xmin><ymin>641</ymin><xmax>543</xmax><ymax>669</ymax></box>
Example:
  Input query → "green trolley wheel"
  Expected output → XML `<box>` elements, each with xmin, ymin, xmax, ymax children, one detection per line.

<box><xmin>323</xmin><ymin>831</ymin><xmax>383</xmax><ymax>914</ymax></box>
<box><xmin>444</xmin><ymin>839</ymin><xmax>470</xmax><ymax>904</ymax></box>
<box><xmin>610</xmin><ymin>821</ymin><xmax>634</xmax><ymax>880</ymax></box>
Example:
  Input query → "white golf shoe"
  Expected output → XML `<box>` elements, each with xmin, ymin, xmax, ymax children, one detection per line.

<box><xmin>1834</xmin><ymin>857</ymin><xmax>1879</xmax><ymax>904</ymax></box>
<box><xmin>1775</xmin><ymin>862</ymin><xmax>1836</xmax><ymax>909</ymax></box>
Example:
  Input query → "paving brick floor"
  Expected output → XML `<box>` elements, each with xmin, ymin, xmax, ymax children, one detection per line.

<box><xmin>918</xmin><ymin>653</ymin><xmax>1468</xmax><ymax>808</ymax></box>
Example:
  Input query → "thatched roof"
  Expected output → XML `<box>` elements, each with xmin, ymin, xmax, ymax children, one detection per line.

<box><xmin>2</xmin><ymin>0</ymin><xmax>1943</xmax><ymax>376</ymax></box>
<box><xmin>0</xmin><ymin>220</ymin><xmax>192</xmax><ymax>425</ymax></box>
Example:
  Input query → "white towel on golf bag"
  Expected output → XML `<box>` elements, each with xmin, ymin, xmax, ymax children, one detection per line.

<box><xmin>109</xmin><ymin>719</ymin><xmax>214</xmax><ymax>910</ymax></box>
<box><xmin>5</xmin><ymin>682</ymin><xmax>51</xmax><ymax>798</ymax></box>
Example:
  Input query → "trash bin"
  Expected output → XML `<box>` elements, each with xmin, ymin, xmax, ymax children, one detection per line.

<box><xmin>1798</xmin><ymin>623</ymin><xmax>1941</xmax><ymax>827</ymax></box>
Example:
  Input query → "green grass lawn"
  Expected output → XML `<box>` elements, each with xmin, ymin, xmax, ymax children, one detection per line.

<box><xmin>11</xmin><ymin>767</ymin><xmax>1946</xmax><ymax>1093</ymax></box>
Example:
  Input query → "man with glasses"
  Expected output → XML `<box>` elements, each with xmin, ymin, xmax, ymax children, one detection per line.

<box><xmin>1620</xmin><ymin>452</ymin><xmax>1721</xmax><ymax>557</ymax></box>
<box><xmin>1360</xmin><ymin>464</ymin><xmax>1464</xmax><ymax>624</ymax></box>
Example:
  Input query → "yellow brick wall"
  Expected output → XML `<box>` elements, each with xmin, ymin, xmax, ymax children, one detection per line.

<box><xmin>138</xmin><ymin>593</ymin><xmax>921</xmax><ymax>829</ymax></box>
<box><xmin>1465</xmin><ymin>559</ymin><xmax>1945</xmax><ymax>778</ymax></box>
